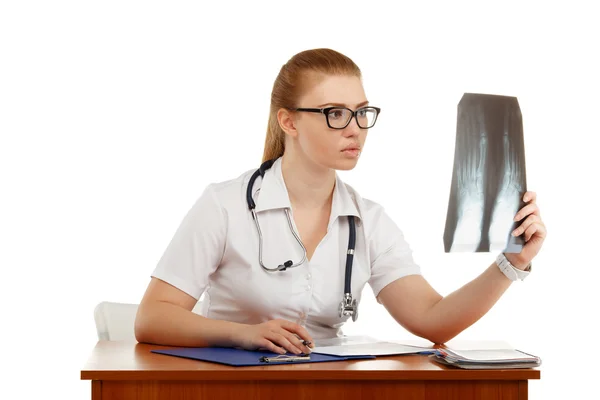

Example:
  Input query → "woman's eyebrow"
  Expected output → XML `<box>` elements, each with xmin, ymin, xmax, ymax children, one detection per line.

<box><xmin>317</xmin><ymin>101</ymin><xmax>370</xmax><ymax>108</ymax></box>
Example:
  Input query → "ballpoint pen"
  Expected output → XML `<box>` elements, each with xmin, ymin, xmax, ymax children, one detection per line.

<box><xmin>259</xmin><ymin>354</ymin><xmax>311</xmax><ymax>363</ymax></box>
<box><xmin>292</xmin><ymin>333</ymin><xmax>313</xmax><ymax>350</ymax></box>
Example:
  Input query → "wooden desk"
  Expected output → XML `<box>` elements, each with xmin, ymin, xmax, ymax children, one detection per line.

<box><xmin>81</xmin><ymin>341</ymin><xmax>540</xmax><ymax>400</ymax></box>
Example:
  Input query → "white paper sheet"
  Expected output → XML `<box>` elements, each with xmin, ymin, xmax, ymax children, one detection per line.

<box><xmin>312</xmin><ymin>336</ymin><xmax>433</xmax><ymax>357</ymax></box>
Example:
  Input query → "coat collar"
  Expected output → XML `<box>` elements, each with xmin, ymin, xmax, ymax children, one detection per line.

<box><xmin>252</xmin><ymin>157</ymin><xmax>361</xmax><ymax>222</ymax></box>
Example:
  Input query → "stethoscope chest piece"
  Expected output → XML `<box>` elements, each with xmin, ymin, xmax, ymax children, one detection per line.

<box><xmin>339</xmin><ymin>293</ymin><xmax>359</xmax><ymax>322</ymax></box>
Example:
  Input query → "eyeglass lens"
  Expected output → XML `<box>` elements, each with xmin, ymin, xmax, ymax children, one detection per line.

<box><xmin>327</xmin><ymin>107</ymin><xmax>378</xmax><ymax>129</ymax></box>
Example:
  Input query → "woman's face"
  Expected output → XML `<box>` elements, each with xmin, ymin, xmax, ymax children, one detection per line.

<box><xmin>286</xmin><ymin>74</ymin><xmax>371</xmax><ymax>171</ymax></box>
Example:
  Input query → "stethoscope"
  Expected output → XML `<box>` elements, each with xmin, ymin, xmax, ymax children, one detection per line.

<box><xmin>246</xmin><ymin>159</ymin><xmax>359</xmax><ymax>322</ymax></box>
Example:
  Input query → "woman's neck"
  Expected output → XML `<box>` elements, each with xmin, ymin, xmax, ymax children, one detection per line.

<box><xmin>280</xmin><ymin>152</ymin><xmax>336</xmax><ymax>210</ymax></box>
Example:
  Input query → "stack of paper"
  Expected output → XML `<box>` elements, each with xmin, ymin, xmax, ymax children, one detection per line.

<box><xmin>431</xmin><ymin>348</ymin><xmax>542</xmax><ymax>369</ymax></box>
<box><xmin>312</xmin><ymin>335</ymin><xmax>435</xmax><ymax>357</ymax></box>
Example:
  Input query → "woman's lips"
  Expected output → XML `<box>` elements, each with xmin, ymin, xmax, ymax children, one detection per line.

<box><xmin>342</xmin><ymin>148</ymin><xmax>360</xmax><ymax>157</ymax></box>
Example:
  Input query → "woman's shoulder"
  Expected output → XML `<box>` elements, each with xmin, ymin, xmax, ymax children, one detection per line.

<box><xmin>205</xmin><ymin>167</ymin><xmax>254</xmax><ymax>196</ymax></box>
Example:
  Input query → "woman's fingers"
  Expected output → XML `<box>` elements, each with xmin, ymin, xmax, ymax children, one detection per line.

<box><xmin>513</xmin><ymin>214</ymin><xmax>547</xmax><ymax>241</ymax></box>
<box><xmin>265</xmin><ymin>331</ymin><xmax>302</xmax><ymax>355</ymax></box>
<box><xmin>524</xmin><ymin>221</ymin><xmax>547</xmax><ymax>241</ymax></box>
<box><xmin>281</xmin><ymin>330</ymin><xmax>312</xmax><ymax>354</ymax></box>
<box><xmin>257</xmin><ymin>319</ymin><xmax>314</xmax><ymax>354</ymax></box>
<box><xmin>512</xmin><ymin>214</ymin><xmax>540</xmax><ymax>237</ymax></box>
<box><xmin>279</xmin><ymin>320</ymin><xmax>313</xmax><ymax>346</ymax></box>
<box><xmin>523</xmin><ymin>191</ymin><xmax>537</xmax><ymax>203</ymax></box>
<box><xmin>259</xmin><ymin>337</ymin><xmax>287</xmax><ymax>354</ymax></box>
<box><xmin>514</xmin><ymin>203</ymin><xmax>541</xmax><ymax>221</ymax></box>
<box><xmin>523</xmin><ymin>223</ymin><xmax>538</xmax><ymax>242</ymax></box>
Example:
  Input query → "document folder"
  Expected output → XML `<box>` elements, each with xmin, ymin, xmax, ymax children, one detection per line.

<box><xmin>430</xmin><ymin>348</ymin><xmax>542</xmax><ymax>369</ymax></box>
<box><xmin>151</xmin><ymin>346</ymin><xmax>375</xmax><ymax>366</ymax></box>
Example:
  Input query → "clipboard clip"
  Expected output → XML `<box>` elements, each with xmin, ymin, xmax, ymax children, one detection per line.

<box><xmin>259</xmin><ymin>354</ymin><xmax>311</xmax><ymax>363</ymax></box>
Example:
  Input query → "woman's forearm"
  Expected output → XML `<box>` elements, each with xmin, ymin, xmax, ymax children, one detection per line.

<box><xmin>424</xmin><ymin>262</ymin><xmax>514</xmax><ymax>344</ymax></box>
<box><xmin>134</xmin><ymin>300</ymin><xmax>244</xmax><ymax>347</ymax></box>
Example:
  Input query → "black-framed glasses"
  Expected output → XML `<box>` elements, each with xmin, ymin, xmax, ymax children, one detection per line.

<box><xmin>290</xmin><ymin>106</ymin><xmax>381</xmax><ymax>129</ymax></box>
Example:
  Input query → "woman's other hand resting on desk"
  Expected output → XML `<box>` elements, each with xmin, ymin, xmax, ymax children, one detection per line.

<box><xmin>134</xmin><ymin>277</ymin><xmax>313</xmax><ymax>355</ymax></box>
<box><xmin>231</xmin><ymin>319</ymin><xmax>314</xmax><ymax>355</ymax></box>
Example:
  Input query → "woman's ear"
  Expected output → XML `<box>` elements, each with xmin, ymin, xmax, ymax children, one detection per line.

<box><xmin>277</xmin><ymin>108</ymin><xmax>298</xmax><ymax>138</ymax></box>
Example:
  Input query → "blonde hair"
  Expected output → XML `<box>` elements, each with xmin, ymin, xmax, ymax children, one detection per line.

<box><xmin>262</xmin><ymin>48</ymin><xmax>362</xmax><ymax>163</ymax></box>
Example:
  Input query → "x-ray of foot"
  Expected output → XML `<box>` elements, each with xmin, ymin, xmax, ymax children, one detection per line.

<box><xmin>444</xmin><ymin>93</ymin><xmax>528</xmax><ymax>253</ymax></box>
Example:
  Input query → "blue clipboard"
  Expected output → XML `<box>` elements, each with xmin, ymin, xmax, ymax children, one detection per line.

<box><xmin>151</xmin><ymin>346</ymin><xmax>376</xmax><ymax>366</ymax></box>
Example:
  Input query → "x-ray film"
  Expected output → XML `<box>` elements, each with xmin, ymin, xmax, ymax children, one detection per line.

<box><xmin>443</xmin><ymin>93</ymin><xmax>527</xmax><ymax>253</ymax></box>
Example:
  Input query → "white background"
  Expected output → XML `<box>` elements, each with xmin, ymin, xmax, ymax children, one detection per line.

<box><xmin>1</xmin><ymin>1</ymin><xmax>598</xmax><ymax>399</ymax></box>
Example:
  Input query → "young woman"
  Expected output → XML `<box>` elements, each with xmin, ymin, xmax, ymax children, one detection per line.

<box><xmin>134</xmin><ymin>48</ymin><xmax>546</xmax><ymax>356</ymax></box>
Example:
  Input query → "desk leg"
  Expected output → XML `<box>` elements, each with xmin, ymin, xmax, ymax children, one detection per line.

<box><xmin>519</xmin><ymin>380</ymin><xmax>528</xmax><ymax>400</ymax></box>
<box><xmin>92</xmin><ymin>380</ymin><xmax>102</xmax><ymax>400</ymax></box>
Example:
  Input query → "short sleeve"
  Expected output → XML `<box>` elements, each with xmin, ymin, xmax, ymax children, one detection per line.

<box><xmin>368</xmin><ymin>205</ymin><xmax>421</xmax><ymax>302</ymax></box>
<box><xmin>151</xmin><ymin>184</ymin><xmax>227</xmax><ymax>300</ymax></box>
